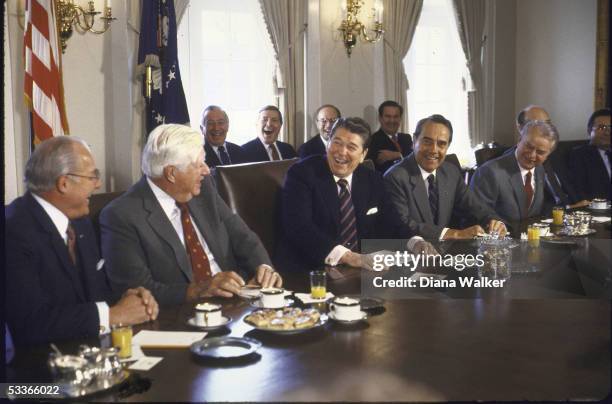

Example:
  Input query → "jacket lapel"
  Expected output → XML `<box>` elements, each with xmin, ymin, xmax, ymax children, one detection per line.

<box><xmin>530</xmin><ymin>166</ymin><xmax>545</xmax><ymax>215</ymax></box>
<box><xmin>26</xmin><ymin>193</ymin><xmax>86</xmax><ymax>301</ymax></box>
<box><xmin>436</xmin><ymin>166</ymin><xmax>453</xmax><ymax>224</ymax></box>
<box><xmin>204</xmin><ymin>143</ymin><xmax>221</xmax><ymax>167</ymax></box>
<box><xmin>319</xmin><ymin>162</ymin><xmax>341</xmax><ymax>230</ymax></box>
<box><xmin>350</xmin><ymin>168</ymin><xmax>369</xmax><ymax>233</ymax></box>
<box><xmin>140</xmin><ymin>179</ymin><xmax>193</xmax><ymax>282</ymax></box>
<box><xmin>188</xmin><ymin>188</ymin><xmax>222</xmax><ymax>268</ymax></box>
<box><xmin>407</xmin><ymin>158</ymin><xmax>434</xmax><ymax>223</ymax></box>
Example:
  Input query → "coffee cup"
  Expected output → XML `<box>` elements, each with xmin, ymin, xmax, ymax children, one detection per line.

<box><xmin>195</xmin><ymin>303</ymin><xmax>222</xmax><ymax>326</ymax></box>
<box><xmin>330</xmin><ymin>296</ymin><xmax>361</xmax><ymax>321</ymax></box>
<box><xmin>591</xmin><ymin>198</ymin><xmax>608</xmax><ymax>210</ymax></box>
<box><xmin>48</xmin><ymin>354</ymin><xmax>95</xmax><ymax>386</ymax></box>
<box><xmin>260</xmin><ymin>287</ymin><xmax>285</xmax><ymax>308</ymax></box>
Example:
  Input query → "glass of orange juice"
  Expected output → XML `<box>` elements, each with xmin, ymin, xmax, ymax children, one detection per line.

<box><xmin>111</xmin><ymin>324</ymin><xmax>133</xmax><ymax>359</ymax></box>
<box><xmin>552</xmin><ymin>206</ymin><xmax>564</xmax><ymax>226</ymax></box>
<box><xmin>310</xmin><ymin>270</ymin><xmax>327</xmax><ymax>299</ymax></box>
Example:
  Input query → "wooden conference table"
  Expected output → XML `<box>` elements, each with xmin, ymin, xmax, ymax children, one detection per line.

<box><xmin>5</xmin><ymin>222</ymin><xmax>611</xmax><ymax>402</ymax></box>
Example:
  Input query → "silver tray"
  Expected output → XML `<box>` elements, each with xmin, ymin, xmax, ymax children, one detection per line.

<box><xmin>244</xmin><ymin>310</ymin><xmax>329</xmax><ymax>335</ymax></box>
<box><xmin>57</xmin><ymin>369</ymin><xmax>129</xmax><ymax>399</ymax></box>
<box><xmin>190</xmin><ymin>336</ymin><xmax>261</xmax><ymax>359</ymax></box>
<box><xmin>556</xmin><ymin>228</ymin><xmax>597</xmax><ymax>237</ymax></box>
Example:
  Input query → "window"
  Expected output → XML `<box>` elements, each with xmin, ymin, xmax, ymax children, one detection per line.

<box><xmin>403</xmin><ymin>0</ymin><xmax>472</xmax><ymax>166</ymax></box>
<box><xmin>178</xmin><ymin>0</ymin><xmax>277</xmax><ymax>145</ymax></box>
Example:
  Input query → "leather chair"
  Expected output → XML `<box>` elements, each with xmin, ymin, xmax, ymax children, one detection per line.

<box><xmin>475</xmin><ymin>146</ymin><xmax>508</xmax><ymax>167</ymax></box>
<box><xmin>88</xmin><ymin>191</ymin><xmax>124</xmax><ymax>241</ymax></box>
<box><xmin>214</xmin><ymin>159</ymin><xmax>298</xmax><ymax>257</ymax></box>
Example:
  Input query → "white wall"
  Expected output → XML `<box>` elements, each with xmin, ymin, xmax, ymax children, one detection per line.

<box><xmin>515</xmin><ymin>0</ymin><xmax>597</xmax><ymax>141</ymax></box>
<box><xmin>307</xmin><ymin>0</ymin><xmax>384</xmax><ymax>137</ymax></box>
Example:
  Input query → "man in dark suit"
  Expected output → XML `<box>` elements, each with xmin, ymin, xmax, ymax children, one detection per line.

<box><xmin>470</xmin><ymin>120</ymin><xmax>559</xmax><ymax>226</ymax></box>
<box><xmin>6</xmin><ymin>137</ymin><xmax>158</xmax><ymax>346</ymax></box>
<box><xmin>101</xmin><ymin>124</ymin><xmax>282</xmax><ymax>306</ymax></box>
<box><xmin>298</xmin><ymin>104</ymin><xmax>341</xmax><ymax>158</ymax></box>
<box><xmin>385</xmin><ymin>114</ymin><xmax>506</xmax><ymax>240</ymax></box>
<box><xmin>569</xmin><ymin>108</ymin><xmax>611</xmax><ymax>200</ymax></box>
<box><xmin>366</xmin><ymin>100</ymin><xmax>413</xmax><ymax>173</ymax></box>
<box><xmin>242</xmin><ymin>105</ymin><xmax>297</xmax><ymax>162</ymax></box>
<box><xmin>200</xmin><ymin>105</ymin><xmax>247</xmax><ymax>168</ymax></box>
<box><xmin>278</xmin><ymin>117</ymin><xmax>434</xmax><ymax>272</ymax></box>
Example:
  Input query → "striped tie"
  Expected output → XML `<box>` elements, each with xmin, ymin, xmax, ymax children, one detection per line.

<box><xmin>218</xmin><ymin>145</ymin><xmax>231</xmax><ymax>165</ymax></box>
<box><xmin>427</xmin><ymin>174</ymin><xmax>438</xmax><ymax>225</ymax></box>
<box><xmin>337</xmin><ymin>179</ymin><xmax>358</xmax><ymax>251</ymax></box>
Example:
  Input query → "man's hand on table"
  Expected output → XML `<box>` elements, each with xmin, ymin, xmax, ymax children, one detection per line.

<box><xmin>249</xmin><ymin>264</ymin><xmax>283</xmax><ymax>289</ymax></box>
<box><xmin>443</xmin><ymin>225</ymin><xmax>486</xmax><ymax>239</ymax></box>
<box><xmin>338</xmin><ymin>251</ymin><xmax>375</xmax><ymax>270</ymax></box>
<box><xmin>110</xmin><ymin>287</ymin><xmax>159</xmax><ymax>326</ymax></box>
<box><xmin>487</xmin><ymin>220</ymin><xmax>507</xmax><ymax>237</ymax></box>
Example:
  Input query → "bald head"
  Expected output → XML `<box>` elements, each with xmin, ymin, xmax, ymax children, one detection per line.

<box><xmin>516</xmin><ymin>105</ymin><xmax>551</xmax><ymax>132</ymax></box>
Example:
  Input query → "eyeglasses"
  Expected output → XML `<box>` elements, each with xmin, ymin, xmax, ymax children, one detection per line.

<box><xmin>66</xmin><ymin>169</ymin><xmax>101</xmax><ymax>181</ymax></box>
<box><xmin>317</xmin><ymin>118</ymin><xmax>338</xmax><ymax>125</ymax></box>
<box><xmin>594</xmin><ymin>124</ymin><xmax>611</xmax><ymax>132</ymax></box>
<box><xmin>206</xmin><ymin>120</ymin><xmax>227</xmax><ymax>126</ymax></box>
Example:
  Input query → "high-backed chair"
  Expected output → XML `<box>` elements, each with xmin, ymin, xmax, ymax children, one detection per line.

<box><xmin>88</xmin><ymin>191</ymin><xmax>124</xmax><ymax>240</ymax></box>
<box><xmin>214</xmin><ymin>159</ymin><xmax>298</xmax><ymax>257</ymax></box>
<box><xmin>475</xmin><ymin>146</ymin><xmax>508</xmax><ymax>167</ymax></box>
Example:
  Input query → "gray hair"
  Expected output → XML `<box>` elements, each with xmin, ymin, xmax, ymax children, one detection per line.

<box><xmin>25</xmin><ymin>136</ymin><xmax>91</xmax><ymax>193</ymax></box>
<box><xmin>142</xmin><ymin>124</ymin><xmax>204</xmax><ymax>178</ymax></box>
<box><xmin>200</xmin><ymin>105</ymin><xmax>228</xmax><ymax>128</ymax></box>
<box><xmin>520</xmin><ymin>120</ymin><xmax>559</xmax><ymax>149</ymax></box>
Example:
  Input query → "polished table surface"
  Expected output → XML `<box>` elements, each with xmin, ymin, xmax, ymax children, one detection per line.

<box><xmin>6</xmin><ymin>221</ymin><xmax>611</xmax><ymax>402</ymax></box>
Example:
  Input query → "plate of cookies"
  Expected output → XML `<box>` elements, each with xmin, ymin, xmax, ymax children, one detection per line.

<box><xmin>243</xmin><ymin>307</ymin><xmax>328</xmax><ymax>334</ymax></box>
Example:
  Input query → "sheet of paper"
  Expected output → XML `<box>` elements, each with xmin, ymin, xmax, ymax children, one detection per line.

<box><xmin>128</xmin><ymin>356</ymin><xmax>163</xmax><ymax>371</ymax></box>
<box><xmin>592</xmin><ymin>216</ymin><xmax>611</xmax><ymax>223</ymax></box>
<box><xmin>133</xmin><ymin>330</ymin><xmax>206</xmax><ymax>348</ymax></box>
<box><xmin>119</xmin><ymin>344</ymin><xmax>146</xmax><ymax>363</ymax></box>
<box><xmin>294</xmin><ymin>292</ymin><xmax>334</xmax><ymax>304</ymax></box>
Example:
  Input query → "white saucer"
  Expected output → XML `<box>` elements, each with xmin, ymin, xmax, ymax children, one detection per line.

<box><xmin>540</xmin><ymin>218</ymin><xmax>553</xmax><ymax>224</ymax></box>
<box><xmin>328</xmin><ymin>311</ymin><xmax>368</xmax><ymax>324</ymax></box>
<box><xmin>187</xmin><ymin>316</ymin><xmax>232</xmax><ymax>330</ymax></box>
<box><xmin>249</xmin><ymin>297</ymin><xmax>294</xmax><ymax>309</ymax></box>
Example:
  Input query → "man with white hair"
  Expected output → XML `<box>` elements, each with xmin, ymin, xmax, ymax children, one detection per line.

<box><xmin>6</xmin><ymin>136</ymin><xmax>158</xmax><ymax>346</ymax></box>
<box><xmin>101</xmin><ymin>124</ymin><xmax>281</xmax><ymax>306</ymax></box>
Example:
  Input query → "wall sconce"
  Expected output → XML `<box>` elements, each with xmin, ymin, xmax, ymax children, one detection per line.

<box><xmin>55</xmin><ymin>0</ymin><xmax>116</xmax><ymax>53</ymax></box>
<box><xmin>338</xmin><ymin>0</ymin><xmax>384</xmax><ymax>57</ymax></box>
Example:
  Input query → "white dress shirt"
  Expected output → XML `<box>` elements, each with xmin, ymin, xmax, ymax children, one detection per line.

<box><xmin>258</xmin><ymin>137</ymin><xmax>283</xmax><ymax>160</ymax></box>
<box><xmin>211</xmin><ymin>143</ymin><xmax>228</xmax><ymax>163</ymax></box>
<box><xmin>31</xmin><ymin>194</ymin><xmax>110</xmax><ymax>334</ymax></box>
<box><xmin>146</xmin><ymin>178</ymin><xmax>222</xmax><ymax>275</ymax></box>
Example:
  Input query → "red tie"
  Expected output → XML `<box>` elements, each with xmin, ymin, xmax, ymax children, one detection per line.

<box><xmin>524</xmin><ymin>171</ymin><xmax>534</xmax><ymax>215</ymax></box>
<box><xmin>176</xmin><ymin>202</ymin><xmax>212</xmax><ymax>282</ymax></box>
<box><xmin>66</xmin><ymin>223</ymin><xmax>77</xmax><ymax>266</ymax></box>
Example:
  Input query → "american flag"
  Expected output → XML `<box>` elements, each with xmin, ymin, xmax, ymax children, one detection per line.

<box><xmin>24</xmin><ymin>0</ymin><xmax>69</xmax><ymax>146</ymax></box>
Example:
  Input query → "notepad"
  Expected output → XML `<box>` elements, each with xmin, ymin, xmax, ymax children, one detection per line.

<box><xmin>133</xmin><ymin>330</ymin><xmax>206</xmax><ymax>348</ymax></box>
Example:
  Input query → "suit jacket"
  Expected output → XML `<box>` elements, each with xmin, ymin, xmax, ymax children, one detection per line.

<box><xmin>298</xmin><ymin>134</ymin><xmax>327</xmax><ymax>159</ymax></box>
<box><xmin>204</xmin><ymin>141</ymin><xmax>247</xmax><ymax>168</ymax></box>
<box><xmin>366</xmin><ymin>129</ymin><xmax>413</xmax><ymax>173</ymax></box>
<box><xmin>568</xmin><ymin>144</ymin><xmax>611</xmax><ymax>200</ymax></box>
<box><xmin>242</xmin><ymin>138</ymin><xmax>297</xmax><ymax>162</ymax></box>
<box><xmin>470</xmin><ymin>150</ymin><xmax>551</xmax><ymax>226</ymax></box>
<box><xmin>5</xmin><ymin>193</ymin><xmax>116</xmax><ymax>346</ymax></box>
<box><xmin>384</xmin><ymin>153</ymin><xmax>497</xmax><ymax>240</ymax></box>
<box><xmin>100</xmin><ymin>176</ymin><xmax>271</xmax><ymax>306</ymax></box>
<box><xmin>276</xmin><ymin>155</ymin><xmax>396</xmax><ymax>271</ymax></box>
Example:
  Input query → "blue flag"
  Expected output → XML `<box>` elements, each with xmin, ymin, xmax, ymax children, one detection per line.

<box><xmin>137</xmin><ymin>0</ymin><xmax>190</xmax><ymax>134</ymax></box>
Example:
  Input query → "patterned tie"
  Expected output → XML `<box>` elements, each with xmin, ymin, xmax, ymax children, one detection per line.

<box><xmin>337</xmin><ymin>179</ymin><xmax>358</xmax><ymax>251</ymax></box>
<box><xmin>218</xmin><ymin>145</ymin><xmax>231</xmax><ymax>165</ymax></box>
<box><xmin>427</xmin><ymin>174</ymin><xmax>439</xmax><ymax>225</ymax></box>
<box><xmin>390</xmin><ymin>134</ymin><xmax>403</xmax><ymax>154</ymax></box>
<box><xmin>524</xmin><ymin>171</ymin><xmax>534</xmax><ymax>215</ymax></box>
<box><xmin>66</xmin><ymin>223</ymin><xmax>77</xmax><ymax>266</ymax></box>
<box><xmin>176</xmin><ymin>202</ymin><xmax>212</xmax><ymax>282</ymax></box>
<box><xmin>270</xmin><ymin>144</ymin><xmax>281</xmax><ymax>161</ymax></box>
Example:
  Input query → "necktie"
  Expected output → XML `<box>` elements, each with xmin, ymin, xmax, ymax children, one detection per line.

<box><xmin>337</xmin><ymin>179</ymin><xmax>358</xmax><ymax>251</ymax></box>
<box><xmin>176</xmin><ymin>202</ymin><xmax>212</xmax><ymax>282</ymax></box>
<box><xmin>390</xmin><ymin>134</ymin><xmax>403</xmax><ymax>154</ymax></box>
<box><xmin>524</xmin><ymin>171</ymin><xmax>534</xmax><ymax>215</ymax></box>
<box><xmin>270</xmin><ymin>144</ymin><xmax>281</xmax><ymax>161</ymax></box>
<box><xmin>218</xmin><ymin>145</ymin><xmax>231</xmax><ymax>165</ymax></box>
<box><xmin>66</xmin><ymin>223</ymin><xmax>77</xmax><ymax>266</ymax></box>
<box><xmin>427</xmin><ymin>174</ymin><xmax>438</xmax><ymax>225</ymax></box>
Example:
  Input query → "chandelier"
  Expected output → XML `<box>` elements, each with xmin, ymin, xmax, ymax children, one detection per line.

<box><xmin>338</xmin><ymin>0</ymin><xmax>384</xmax><ymax>57</ymax></box>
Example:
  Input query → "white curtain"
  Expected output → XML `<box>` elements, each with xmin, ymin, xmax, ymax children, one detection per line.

<box><xmin>382</xmin><ymin>0</ymin><xmax>423</xmax><ymax>132</ymax></box>
<box><xmin>452</xmin><ymin>0</ymin><xmax>487</xmax><ymax>146</ymax></box>
<box><xmin>259</xmin><ymin>0</ymin><xmax>307</xmax><ymax>148</ymax></box>
<box><xmin>4</xmin><ymin>1</ymin><xmax>19</xmax><ymax>202</ymax></box>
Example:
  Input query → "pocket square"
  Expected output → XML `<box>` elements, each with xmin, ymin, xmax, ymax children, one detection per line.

<box><xmin>96</xmin><ymin>259</ymin><xmax>105</xmax><ymax>271</ymax></box>
<box><xmin>366</xmin><ymin>207</ymin><xmax>378</xmax><ymax>215</ymax></box>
